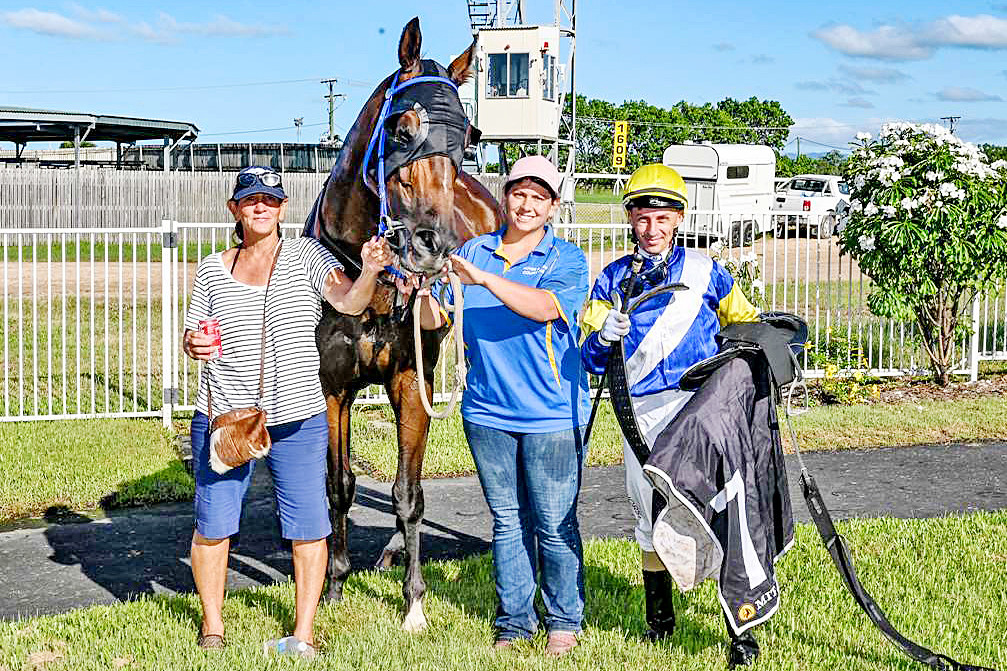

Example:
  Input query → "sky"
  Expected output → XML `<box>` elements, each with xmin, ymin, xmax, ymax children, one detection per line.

<box><xmin>2</xmin><ymin>0</ymin><xmax>1007</xmax><ymax>155</ymax></box>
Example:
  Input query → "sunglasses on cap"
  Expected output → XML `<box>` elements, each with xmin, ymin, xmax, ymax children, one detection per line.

<box><xmin>236</xmin><ymin>167</ymin><xmax>282</xmax><ymax>189</ymax></box>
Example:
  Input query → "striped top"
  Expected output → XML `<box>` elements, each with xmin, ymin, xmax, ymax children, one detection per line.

<box><xmin>184</xmin><ymin>237</ymin><xmax>342</xmax><ymax>426</ymax></box>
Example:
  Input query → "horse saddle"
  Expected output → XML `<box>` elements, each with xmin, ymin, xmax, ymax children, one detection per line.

<box><xmin>679</xmin><ymin>312</ymin><xmax>808</xmax><ymax>394</ymax></box>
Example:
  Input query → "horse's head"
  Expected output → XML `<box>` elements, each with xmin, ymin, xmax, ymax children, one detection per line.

<box><xmin>362</xmin><ymin>18</ymin><xmax>478</xmax><ymax>276</ymax></box>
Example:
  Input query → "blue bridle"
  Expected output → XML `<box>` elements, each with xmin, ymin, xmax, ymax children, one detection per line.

<box><xmin>360</xmin><ymin>69</ymin><xmax>461</xmax><ymax>278</ymax></box>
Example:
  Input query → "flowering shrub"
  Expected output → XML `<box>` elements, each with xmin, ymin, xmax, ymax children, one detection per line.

<box><xmin>709</xmin><ymin>239</ymin><xmax>765</xmax><ymax>309</ymax></box>
<box><xmin>841</xmin><ymin>123</ymin><xmax>1007</xmax><ymax>385</ymax></box>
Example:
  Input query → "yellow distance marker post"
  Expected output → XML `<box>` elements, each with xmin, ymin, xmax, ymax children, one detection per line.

<box><xmin>612</xmin><ymin>120</ymin><xmax>628</xmax><ymax>170</ymax></box>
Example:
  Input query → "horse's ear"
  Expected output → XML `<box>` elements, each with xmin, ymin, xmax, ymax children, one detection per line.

<box><xmin>448</xmin><ymin>39</ymin><xmax>477</xmax><ymax>86</ymax></box>
<box><xmin>398</xmin><ymin>17</ymin><xmax>422</xmax><ymax>74</ymax></box>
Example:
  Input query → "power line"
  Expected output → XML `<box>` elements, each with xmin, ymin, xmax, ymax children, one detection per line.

<box><xmin>200</xmin><ymin>121</ymin><xmax>331</xmax><ymax>138</ymax></box>
<box><xmin>0</xmin><ymin>76</ymin><xmax>374</xmax><ymax>95</ymax></box>
<box><xmin>578</xmin><ymin>116</ymin><xmax>790</xmax><ymax>131</ymax></box>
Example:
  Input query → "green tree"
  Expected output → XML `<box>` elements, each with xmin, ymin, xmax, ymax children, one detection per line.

<box><xmin>558</xmin><ymin>94</ymin><xmax>795</xmax><ymax>179</ymax></box>
<box><xmin>841</xmin><ymin>123</ymin><xmax>1007</xmax><ymax>385</ymax></box>
<box><xmin>59</xmin><ymin>141</ymin><xmax>96</xmax><ymax>148</ymax></box>
<box><xmin>980</xmin><ymin>143</ymin><xmax>1007</xmax><ymax>163</ymax></box>
<box><xmin>776</xmin><ymin>150</ymin><xmax>849</xmax><ymax>178</ymax></box>
<box><xmin>715</xmin><ymin>97</ymin><xmax>793</xmax><ymax>148</ymax></box>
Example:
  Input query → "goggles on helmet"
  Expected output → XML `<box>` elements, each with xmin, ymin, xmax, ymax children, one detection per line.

<box><xmin>236</xmin><ymin>168</ymin><xmax>282</xmax><ymax>189</ymax></box>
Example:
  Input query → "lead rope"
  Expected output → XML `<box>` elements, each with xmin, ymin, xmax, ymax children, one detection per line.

<box><xmin>412</xmin><ymin>270</ymin><xmax>465</xmax><ymax>419</ymax></box>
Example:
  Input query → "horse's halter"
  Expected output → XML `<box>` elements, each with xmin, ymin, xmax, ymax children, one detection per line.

<box><xmin>361</xmin><ymin>60</ymin><xmax>477</xmax><ymax>275</ymax></box>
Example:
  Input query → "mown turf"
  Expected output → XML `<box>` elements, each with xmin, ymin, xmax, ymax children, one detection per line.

<box><xmin>0</xmin><ymin>419</ymin><xmax>191</xmax><ymax>522</ymax></box>
<box><xmin>0</xmin><ymin>514</ymin><xmax>1003</xmax><ymax>670</ymax></box>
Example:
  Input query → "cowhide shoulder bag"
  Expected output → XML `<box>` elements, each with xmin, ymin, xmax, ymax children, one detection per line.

<box><xmin>206</xmin><ymin>240</ymin><xmax>281</xmax><ymax>475</ymax></box>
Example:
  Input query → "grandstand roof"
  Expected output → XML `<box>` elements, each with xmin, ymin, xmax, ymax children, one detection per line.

<box><xmin>0</xmin><ymin>106</ymin><xmax>199</xmax><ymax>145</ymax></box>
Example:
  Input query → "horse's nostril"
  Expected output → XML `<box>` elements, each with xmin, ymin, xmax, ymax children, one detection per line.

<box><xmin>416</xmin><ymin>229</ymin><xmax>438</xmax><ymax>250</ymax></box>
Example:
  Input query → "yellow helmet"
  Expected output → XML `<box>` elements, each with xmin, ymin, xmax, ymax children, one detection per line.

<box><xmin>622</xmin><ymin>164</ymin><xmax>689</xmax><ymax>212</ymax></box>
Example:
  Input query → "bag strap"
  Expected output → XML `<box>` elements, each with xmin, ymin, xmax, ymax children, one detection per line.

<box><xmin>257</xmin><ymin>240</ymin><xmax>282</xmax><ymax>406</ymax></box>
<box><xmin>206</xmin><ymin>239</ymin><xmax>283</xmax><ymax>419</ymax></box>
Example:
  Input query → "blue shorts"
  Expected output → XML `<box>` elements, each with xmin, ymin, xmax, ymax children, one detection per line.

<box><xmin>191</xmin><ymin>410</ymin><xmax>332</xmax><ymax>541</ymax></box>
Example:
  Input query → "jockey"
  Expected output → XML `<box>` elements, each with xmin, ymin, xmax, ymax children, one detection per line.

<box><xmin>580</xmin><ymin>163</ymin><xmax>763</xmax><ymax>667</ymax></box>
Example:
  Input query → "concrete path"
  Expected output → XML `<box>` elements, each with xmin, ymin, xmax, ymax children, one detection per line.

<box><xmin>1</xmin><ymin>442</ymin><xmax>1004</xmax><ymax>621</ymax></box>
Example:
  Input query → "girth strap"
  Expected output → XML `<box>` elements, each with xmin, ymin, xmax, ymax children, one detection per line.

<box><xmin>799</xmin><ymin>469</ymin><xmax>996</xmax><ymax>671</ymax></box>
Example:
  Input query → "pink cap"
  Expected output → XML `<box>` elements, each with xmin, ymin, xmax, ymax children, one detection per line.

<box><xmin>505</xmin><ymin>155</ymin><xmax>562</xmax><ymax>198</ymax></box>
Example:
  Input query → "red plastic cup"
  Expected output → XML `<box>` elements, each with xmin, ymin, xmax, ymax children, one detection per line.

<box><xmin>198</xmin><ymin>319</ymin><xmax>221</xmax><ymax>359</ymax></box>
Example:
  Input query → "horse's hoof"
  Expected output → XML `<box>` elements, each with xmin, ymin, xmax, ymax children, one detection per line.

<box><xmin>401</xmin><ymin>600</ymin><xmax>427</xmax><ymax>633</ymax></box>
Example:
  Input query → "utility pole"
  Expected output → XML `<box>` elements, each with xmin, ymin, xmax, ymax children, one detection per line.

<box><xmin>320</xmin><ymin>78</ymin><xmax>345</xmax><ymax>146</ymax></box>
<box><xmin>294</xmin><ymin>117</ymin><xmax>303</xmax><ymax>143</ymax></box>
<box><xmin>940</xmin><ymin>116</ymin><xmax>961</xmax><ymax>134</ymax></box>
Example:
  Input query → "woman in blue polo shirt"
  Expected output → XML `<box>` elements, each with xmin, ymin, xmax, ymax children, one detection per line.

<box><xmin>426</xmin><ymin>156</ymin><xmax>590</xmax><ymax>655</ymax></box>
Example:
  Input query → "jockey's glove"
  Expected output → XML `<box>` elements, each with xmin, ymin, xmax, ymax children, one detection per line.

<box><xmin>598</xmin><ymin>309</ymin><xmax>631</xmax><ymax>346</ymax></box>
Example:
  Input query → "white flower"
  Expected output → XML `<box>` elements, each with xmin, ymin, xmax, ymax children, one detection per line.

<box><xmin>925</xmin><ymin>171</ymin><xmax>938</xmax><ymax>182</ymax></box>
<box><xmin>864</xmin><ymin>202</ymin><xmax>879</xmax><ymax>216</ymax></box>
<box><xmin>992</xmin><ymin>160</ymin><xmax>1007</xmax><ymax>172</ymax></box>
<box><xmin>751</xmin><ymin>278</ymin><xmax>765</xmax><ymax>294</ymax></box>
<box><xmin>997</xmin><ymin>215</ymin><xmax>1007</xmax><ymax>230</ymax></box>
<box><xmin>709</xmin><ymin>239</ymin><xmax>725</xmax><ymax>257</ymax></box>
<box><xmin>850</xmin><ymin>199</ymin><xmax>863</xmax><ymax>213</ymax></box>
<box><xmin>854</xmin><ymin>175</ymin><xmax>866</xmax><ymax>190</ymax></box>
<box><xmin>858</xmin><ymin>234</ymin><xmax>876</xmax><ymax>252</ymax></box>
<box><xmin>882</xmin><ymin>205</ymin><xmax>897</xmax><ymax>217</ymax></box>
<box><xmin>740</xmin><ymin>251</ymin><xmax>757</xmax><ymax>266</ymax></box>
<box><xmin>855</xmin><ymin>131</ymin><xmax>872</xmax><ymax>142</ymax></box>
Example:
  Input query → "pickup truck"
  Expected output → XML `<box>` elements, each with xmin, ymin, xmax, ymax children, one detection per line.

<box><xmin>771</xmin><ymin>174</ymin><xmax>849</xmax><ymax>237</ymax></box>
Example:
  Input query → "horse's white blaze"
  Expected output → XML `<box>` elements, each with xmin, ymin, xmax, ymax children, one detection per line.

<box><xmin>401</xmin><ymin>600</ymin><xmax>427</xmax><ymax>633</ymax></box>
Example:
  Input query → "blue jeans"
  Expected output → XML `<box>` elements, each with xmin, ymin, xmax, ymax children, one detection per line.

<box><xmin>463</xmin><ymin>420</ymin><xmax>586</xmax><ymax>640</ymax></box>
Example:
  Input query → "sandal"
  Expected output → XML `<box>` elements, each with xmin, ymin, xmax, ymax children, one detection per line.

<box><xmin>264</xmin><ymin>635</ymin><xmax>317</xmax><ymax>660</ymax></box>
<box><xmin>197</xmin><ymin>633</ymin><xmax>226</xmax><ymax>649</ymax></box>
<box><xmin>545</xmin><ymin>631</ymin><xmax>578</xmax><ymax>656</ymax></box>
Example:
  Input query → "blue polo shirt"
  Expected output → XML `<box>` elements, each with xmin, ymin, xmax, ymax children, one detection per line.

<box><xmin>444</xmin><ymin>225</ymin><xmax>591</xmax><ymax>433</ymax></box>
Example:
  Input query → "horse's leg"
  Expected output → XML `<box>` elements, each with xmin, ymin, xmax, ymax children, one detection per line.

<box><xmin>323</xmin><ymin>390</ymin><xmax>356</xmax><ymax>603</ymax></box>
<box><xmin>386</xmin><ymin>367</ymin><xmax>432</xmax><ymax>632</ymax></box>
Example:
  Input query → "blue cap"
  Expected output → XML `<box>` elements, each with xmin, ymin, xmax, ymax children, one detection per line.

<box><xmin>231</xmin><ymin>166</ymin><xmax>286</xmax><ymax>202</ymax></box>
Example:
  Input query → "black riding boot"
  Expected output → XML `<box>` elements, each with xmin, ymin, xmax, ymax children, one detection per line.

<box><xmin>642</xmin><ymin>570</ymin><xmax>676</xmax><ymax>641</ymax></box>
<box><xmin>726</xmin><ymin>616</ymin><xmax>760</xmax><ymax>668</ymax></box>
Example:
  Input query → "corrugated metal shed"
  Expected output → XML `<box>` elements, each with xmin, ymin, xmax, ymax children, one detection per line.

<box><xmin>0</xmin><ymin>106</ymin><xmax>198</xmax><ymax>144</ymax></box>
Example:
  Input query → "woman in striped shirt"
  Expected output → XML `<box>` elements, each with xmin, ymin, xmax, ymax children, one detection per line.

<box><xmin>182</xmin><ymin>166</ymin><xmax>391</xmax><ymax>658</ymax></box>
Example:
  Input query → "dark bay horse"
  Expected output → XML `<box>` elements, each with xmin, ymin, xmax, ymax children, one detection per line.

<box><xmin>303</xmin><ymin>18</ymin><xmax>502</xmax><ymax>631</ymax></box>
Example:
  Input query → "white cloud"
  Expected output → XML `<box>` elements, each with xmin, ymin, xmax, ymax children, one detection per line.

<box><xmin>155</xmin><ymin>12</ymin><xmax>288</xmax><ymax>38</ymax></box>
<box><xmin>843</xmin><ymin>97</ymin><xmax>875</xmax><ymax>108</ymax></box>
<box><xmin>68</xmin><ymin>3</ymin><xmax>125</xmax><ymax>24</ymax></box>
<box><xmin>936</xmin><ymin>86</ymin><xmax>1003</xmax><ymax>102</ymax></box>
<box><xmin>0</xmin><ymin>8</ymin><xmax>108</xmax><ymax>39</ymax></box>
<box><xmin>956</xmin><ymin>117</ymin><xmax>1007</xmax><ymax>143</ymax></box>
<box><xmin>928</xmin><ymin>14</ymin><xmax>1007</xmax><ymax>48</ymax></box>
<box><xmin>0</xmin><ymin>6</ymin><xmax>287</xmax><ymax>43</ymax></box>
<box><xmin>788</xmin><ymin>117</ymin><xmax>873</xmax><ymax>147</ymax></box>
<box><xmin>713</xmin><ymin>42</ymin><xmax>735</xmax><ymax>52</ymax></box>
<box><xmin>793</xmin><ymin>78</ymin><xmax>875</xmax><ymax>95</ymax></box>
<box><xmin>813</xmin><ymin>14</ymin><xmax>1007</xmax><ymax>61</ymax></box>
<box><xmin>837</xmin><ymin>64</ymin><xmax>910</xmax><ymax>83</ymax></box>
<box><xmin>812</xmin><ymin>23</ymin><xmax>932</xmax><ymax>60</ymax></box>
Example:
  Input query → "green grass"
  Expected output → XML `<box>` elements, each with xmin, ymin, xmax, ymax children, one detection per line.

<box><xmin>2</xmin><ymin>296</ymin><xmax>167</xmax><ymax>416</ymax></box>
<box><xmin>1</xmin><ymin>389</ymin><xmax>1004</xmax><ymax>524</ymax></box>
<box><xmin>0</xmin><ymin>419</ymin><xmax>192</xmax><ymax>522</ymax></box>
<box><xmin>1</xmin><ymin>239</ymin><xmax>226</xmax><ymax>263</ymax></box>
<box><xmin>574</xmin><ymin>190</ymin><xmax>623</xmax><ymax>205</ymax></box>
<box><xmin>1</xmin><ymin>514</ymin><xmax>1004</xmax><ymax>670</ymax></box>
<box><xmin>781</xmin><ymin>395</ymin><xmax>1007</xmax><ymax>452</ymax></box>
<box><xmin>349</xmin><ymin>394</ymin><xmax>1007</xmax><ymax>480</ymax></box>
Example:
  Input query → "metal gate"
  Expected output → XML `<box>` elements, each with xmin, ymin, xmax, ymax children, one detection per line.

<box><xmin>3</xmin><ymin>216</ymin><xmax>1004</xmax><ymax>425</ymax></box>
